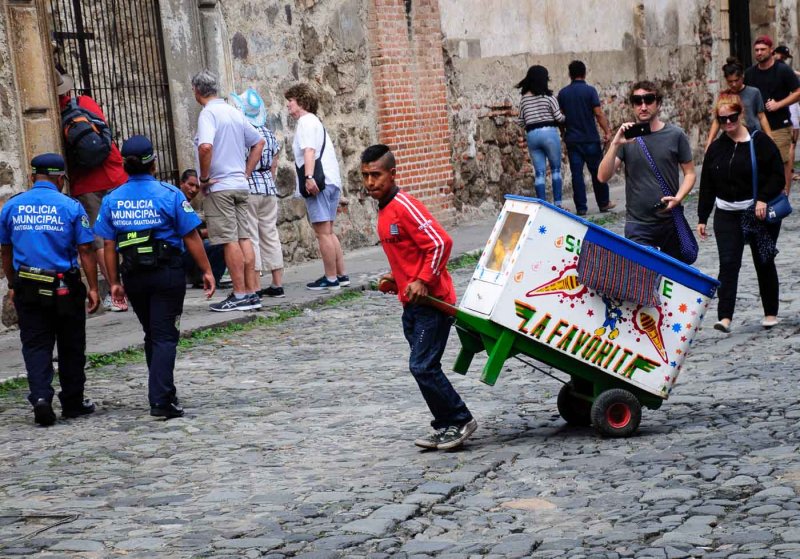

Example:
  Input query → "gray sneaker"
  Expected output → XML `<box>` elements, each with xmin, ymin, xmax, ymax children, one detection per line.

<box><xmin>209</xmin><ymin>293</ymin><xmax>258</xmax><ymax>312</ymax></box>
<box><xmin>436</xmin><ymin>418</ymin><xmax>478</xmax><ymax>450</ymax></box>
<box><xmin>414</xmin><ymin>428</ymin><xmax>446</xmax><ymax>449</ymax></box>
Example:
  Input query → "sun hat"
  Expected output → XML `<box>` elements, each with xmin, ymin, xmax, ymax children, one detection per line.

<box><xmin>229</xmin><ymin>88</ymin><xmax>267</xmax><ymax>127</ymax></box>
<box><xmin>56</xmin><ymin>73</ymin><xmax>74</xmax><ymax>95</ymax></box>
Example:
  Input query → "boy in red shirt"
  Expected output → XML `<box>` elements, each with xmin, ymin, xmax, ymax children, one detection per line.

<box><xmin>361</xmin><ymin>144</ymin><xmax>477</xmax><ymax>450</ymax></box>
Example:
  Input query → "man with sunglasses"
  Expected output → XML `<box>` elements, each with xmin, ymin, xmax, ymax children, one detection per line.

<box><xmin>598</xmin><ymin>81</ymin><xmax>696</xmax><ymax>262</ymax></box>
<box><xmin>744</xmin><ymin>36</ymin><xmax>800</xmax><ymax>193</ymax></box>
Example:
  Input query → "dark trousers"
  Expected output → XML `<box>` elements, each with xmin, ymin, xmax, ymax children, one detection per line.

<box><xmin>15</xmin><ymin>283</ymin><xmax>87</xmax><ymax>408</ymax></box>
<box><xmin>625</xmin><ymin>219</ymin><xmax>683</xmax><ymax>262</ymax></box>
<box><xmin>182</xmin><ymin>240</ymin><xmax>225</xmax><ymax>285</ymax></box>
<box><xmin>401</xmin><ymin>304</ymin><xmax>472</xmax><ymax>430</ymax></box>
<box><xmin>713</xmin><ymin>208</ymin><xmax>781</xmax><ymax>320</ymax></box>
<box><xmin>567</xmin><ymin>142</ymin><xmax>610</xmax><ymax>212</ymax></box>
<box><xmin>123</xmin><ymin>266</ymin><xmax>186</xmax><ymax>407</ymax></box>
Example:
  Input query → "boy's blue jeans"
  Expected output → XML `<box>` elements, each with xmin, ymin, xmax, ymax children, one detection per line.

<box><xmin>401</xmin><ymin>304</ymin><xmax>473</xmax><ymax>430</ymax></box>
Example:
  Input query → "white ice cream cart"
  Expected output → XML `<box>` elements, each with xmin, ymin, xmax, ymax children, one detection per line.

<box><xmin>450</xmin><ymin>196</ymin><xmax>719</xmax><ymax>437</ymax></box>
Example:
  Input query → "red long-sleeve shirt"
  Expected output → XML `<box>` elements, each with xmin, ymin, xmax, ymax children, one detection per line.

<box><xmin>377</xmin><ymin>189</ymin><xmax>456</xmax><ymax>305</ymax></box>
<box><xmin>59</xmin><ymin>95</ymin><xmax>127</xmax><ymax>196</ymax></box>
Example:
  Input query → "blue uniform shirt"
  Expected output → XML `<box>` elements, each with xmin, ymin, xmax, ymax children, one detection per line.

<box><xmin>0</xmin><ymin>180</ymin><xmax>94</xmax><ymax>271</ymax></box>
<box><xmin>557</xmin><ymin>79</ymin><xmax>602</xmax><ymax>144</ymax></box>
<box><xmin>95</xmin><ymin>174</ymin><xmax>201</xmax><ymax>251</ymax></box>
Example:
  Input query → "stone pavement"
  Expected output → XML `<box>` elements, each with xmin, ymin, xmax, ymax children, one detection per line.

<box><xmin>3</xmin><ymin>185</ymin><xmax>800</xmax><ymax>558</ymax></box>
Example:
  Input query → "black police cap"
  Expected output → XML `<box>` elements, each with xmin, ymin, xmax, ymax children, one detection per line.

<box><xmin>121</xmin><ymin>135</ymin><xmax>157</xmax><ymax>164</ymax></box>
<box><xmin>30</xmin><ymin>153</ymin><xmax>66</xmax><ymax>176</ymax></box>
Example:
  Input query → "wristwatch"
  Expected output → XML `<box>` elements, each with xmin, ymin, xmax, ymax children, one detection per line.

<box><xmin>305</xmin><ymin>175</ymin><xmax>314</xmax><ymax>180</ymax></box>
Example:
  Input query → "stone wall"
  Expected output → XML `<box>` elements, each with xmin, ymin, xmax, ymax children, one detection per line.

<box><xmin>218</xmin><ymin>0</ymin><xmax>379</xmax><ymax>261</ymax></box>
<box><xmin>440</xmin><ymin>0</ymin><xmax>730</xmax><ymax>214</ymax></box>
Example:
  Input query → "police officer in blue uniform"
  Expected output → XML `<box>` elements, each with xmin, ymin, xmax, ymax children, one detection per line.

<box><xmin>0</xmin><ymin>153</ymin><xmax>100</xmax><ymax>426</ymax></box>
<box><xmin>95</xmin><ymin>135</ymin><xmax>215</xmax><ymax>419</ymax></box>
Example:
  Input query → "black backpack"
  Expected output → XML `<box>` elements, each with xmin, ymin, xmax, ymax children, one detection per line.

<box><xmin>61</xmin><ymin>97</ymin><xmax>112</xmax><ymax>168</ymax></box>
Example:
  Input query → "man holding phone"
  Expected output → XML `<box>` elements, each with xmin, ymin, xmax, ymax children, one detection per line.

<box><xmin>598</xmin><ymin>81</ymin><xmax>696</xmax><ymax>261</ymax></box>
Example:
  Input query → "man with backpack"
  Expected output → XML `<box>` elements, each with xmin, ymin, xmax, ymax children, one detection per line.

<box><xmin>57</xmin><ymin>73</ymin><xmax>128</xmax><ymax>312</ymax></box>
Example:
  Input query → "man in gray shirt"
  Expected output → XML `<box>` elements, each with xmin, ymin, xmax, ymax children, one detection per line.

<box><xmin>598</xmin><ymin>80</ymin><xmax>696</xmax><ymax>262</ymax></box>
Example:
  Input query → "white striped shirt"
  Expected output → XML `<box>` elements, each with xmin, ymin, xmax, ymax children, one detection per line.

<box><xmin>517</xmin><ymin>94</ymin><xmax>565</xmax><ymax>128</ymax></box>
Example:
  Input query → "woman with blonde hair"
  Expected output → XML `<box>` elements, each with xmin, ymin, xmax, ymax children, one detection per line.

<box><xmin>697</xmin><ymin>95</ymin><xmax>785</xmax><ymax>333</ymax></box>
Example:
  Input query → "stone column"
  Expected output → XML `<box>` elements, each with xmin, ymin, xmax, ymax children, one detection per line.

<box><xmin>6</xmin><ymin>0</ymin><xmax>61</xmax><ymax>166</ymax></box>
<box><xmin>197</xmin><ymin>0</ymin><xmax>234</xmax><ymax>97</ymax></box>
<box><xmin>159</xmin><ymin>0</ymin><xmax>208</xmax><ymax>173</ymax></box>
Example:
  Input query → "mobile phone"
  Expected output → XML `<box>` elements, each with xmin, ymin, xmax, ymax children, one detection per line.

<box><xmin>652</xmin><ymin>200</ymin><xmax>667</xmax><ymax>211</ymax></box>
<box><xmin>624</xmin><ymin>122</ymin><xmax>652</xmax><ymax>139</ymax></box>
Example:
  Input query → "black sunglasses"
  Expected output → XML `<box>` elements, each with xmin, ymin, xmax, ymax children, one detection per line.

<box><xmin>629</xmin><ymin>94</ymin><xmax>658</xmax><ymax>106</ymax></box>
<box><xmin>716</xmin><ymin>112</ymin><xmax>741</xmax><ymax>124</ymax></box>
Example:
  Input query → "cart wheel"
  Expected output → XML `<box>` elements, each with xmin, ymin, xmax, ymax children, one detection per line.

<box><xmin>590</xmin><ymin>389</ymin><xmax>642</xmax><ymax>438</ymax></box>
<box><xmin>557</xmin><ymin>382</ymin><xmax>592</xmax><ymax>426</ymax></box>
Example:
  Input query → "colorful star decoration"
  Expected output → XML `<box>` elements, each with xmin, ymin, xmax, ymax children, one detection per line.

<box><xmin>587</xmin><ymin>309</ymin><xmax>594</xmax><ymax>317</ymax></box>
<box><xmin>670</xmin><ymin>361</ymin><xmax>678</xmax><ymax>367</ymax></box>
<box><xmin>538</xmin><ymin>225</ymin><xmax>547</xmax><ymax>235</ymax></box>
<box><xmin>672</xmin><ymin>323</ymin><xmax>682</xmax><ymax>333</ymax></box>
<box><xmin>678</xmin><ymin>303</ymin><xmax>688</xmax><ymax>313</ymax></box>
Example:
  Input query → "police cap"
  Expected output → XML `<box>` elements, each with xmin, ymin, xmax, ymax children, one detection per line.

<box><xmin>121</xmin><ymin>135</ymin><xmax>157</xmax><ymax>164</ymax></box>
<box><xmin>30</xmin><ymin>153</ymin><xmax>66</xmax><ymax>176</ymax></box>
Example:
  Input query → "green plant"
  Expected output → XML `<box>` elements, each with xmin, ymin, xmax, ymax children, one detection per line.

<box><xmin>0</xmin><ymin>376</ymin><xmax>28</xmax><ymax>396</ymax></box>
<box><xmin>449</xmin><ymin>250</ymin><xmax>482</xmax><ymax>271</ymax></box>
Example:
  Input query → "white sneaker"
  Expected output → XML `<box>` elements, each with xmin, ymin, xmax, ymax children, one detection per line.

<box><xmin>103</xmin><ymin>293</ymin><xmax>126</xmax><ymax>312</ymax></box>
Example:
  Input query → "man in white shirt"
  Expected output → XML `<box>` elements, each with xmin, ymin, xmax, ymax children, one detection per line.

<box><xmin>192</xmin><ymin>70</ymin><xmax>265</xmax><ymax>312</ymax></box>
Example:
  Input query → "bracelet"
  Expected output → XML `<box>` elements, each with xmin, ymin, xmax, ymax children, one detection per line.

<box><xmin>199</xmin><ymin>176</ymin><xmax>210</xmax><ymax>183</ymax></box>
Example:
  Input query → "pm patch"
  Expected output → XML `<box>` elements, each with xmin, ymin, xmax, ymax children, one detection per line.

<box><xmin>181</xmin><ymin>200</ymin><xmax>195</xmax><ymax>213</ymax></box>
<box><xmin>81</xmin><ymin>215</ymin><xmax>90</xmax><ymax>229</ymax></box>
<box><xmin>389</xmin><ymin>223</ymin><xmax>399</xmax><ymax>236</ymax></box>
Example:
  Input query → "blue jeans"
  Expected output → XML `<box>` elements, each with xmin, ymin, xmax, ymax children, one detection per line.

<box><xmin>526</xmin><ymin>127</ymin><xmax>562</xmax><ymax>204</ymax></box>
<box><xmin>401</xmin><ymin>304</ymin><xmax>473</xmax><ymax>430</ymax></box>
<box><xmin>567</xmin><ymin>142</ymin><xmax>610</xmax><ymax>212</ymax></box>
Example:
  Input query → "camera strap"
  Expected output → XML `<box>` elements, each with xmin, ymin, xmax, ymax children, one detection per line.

<box><xmin>635</xmin><ymin>137</ymin><xmax>698</xmax><ymax>265</ymax></box>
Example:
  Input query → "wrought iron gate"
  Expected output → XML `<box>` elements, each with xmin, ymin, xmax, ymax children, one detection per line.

<box><xmin>48</xmin><ymin>0</ymin><xmax>179</xmax><ymax>183</ymax></box>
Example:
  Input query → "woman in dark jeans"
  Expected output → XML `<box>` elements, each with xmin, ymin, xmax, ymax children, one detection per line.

<box><xmin>697</xmin><ymin>95</ymin><xmax>785</xmax><ymax>333</ymax></box>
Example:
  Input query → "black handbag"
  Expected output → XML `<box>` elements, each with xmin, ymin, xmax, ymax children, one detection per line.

<box><xmin>749</xmin><ymin>131</ymin><xmax>792</xmax><ymax>224</ymax></box>
<box><xmin>296</xmin><ymin>126</ymin><xmax>327</xmax><ymax>198</ymax></box>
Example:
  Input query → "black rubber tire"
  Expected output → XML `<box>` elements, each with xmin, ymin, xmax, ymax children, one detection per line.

<box><xmin>590</xmin><ymin>388</ymin><xmax>642</xmax><ymax>438</ymax></box>
<box><xmin>557</xmin><ymin>382</ymin><xmax>592</xmax><ymax>426</ymax></box>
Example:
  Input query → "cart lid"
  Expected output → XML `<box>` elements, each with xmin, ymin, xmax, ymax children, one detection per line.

<box><xmin>504</xmin><ymin>195</ymin><xmax>720</xmax><ymax>298</ymax></box>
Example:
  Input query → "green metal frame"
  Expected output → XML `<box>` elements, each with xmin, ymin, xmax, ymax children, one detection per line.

<box><xmin>451</xmin><ymin>307</ymin><xmax>664</xmax><ymax>411</ymax></box>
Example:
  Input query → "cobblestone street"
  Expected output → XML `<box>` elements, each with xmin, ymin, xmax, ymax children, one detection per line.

<box><xmin>2</xmin><ymin>203</ymin><xmax>800</xmax><ymax>558</ymax></box>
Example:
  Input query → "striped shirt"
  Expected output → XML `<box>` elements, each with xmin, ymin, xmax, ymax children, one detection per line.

<box><xmin>248</xmin><ymin>125</ymin><xmax>280</xmax><ymax>196</ymax></box>
<box><xmin>517</xmin><ymin>94</ymin><xmax>565</xmax><ymax>128</ymax></box>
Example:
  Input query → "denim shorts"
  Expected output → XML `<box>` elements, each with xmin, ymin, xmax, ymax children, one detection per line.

<box><xmin>305</xmin><ymin>184</ymin><xmax>340</xmax><ymax>224</ymax></box>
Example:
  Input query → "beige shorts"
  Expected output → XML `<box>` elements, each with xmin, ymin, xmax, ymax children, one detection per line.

<box><xmin>203</xmin><ymin>189</ymin><xmax>252</xmax><ymax>245</ymax></box>
<box><xmin>76</xmin><ymin>189</ymin><xmax>110</xmax><ymax>249</ymax></box>
<box><xmin>771</xmin><ymin>127</ymin><xmax>793</xmax><ymax>163</ymax></box>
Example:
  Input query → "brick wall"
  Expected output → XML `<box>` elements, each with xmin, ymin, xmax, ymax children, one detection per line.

<box><xmin>367</xmin><ymin>0</ymin><xmax>455</xmax><ymax>224</ymax></box>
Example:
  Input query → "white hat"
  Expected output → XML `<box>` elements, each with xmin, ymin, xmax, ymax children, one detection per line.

<box><xmin>229</xmin><ymin>88</ymin><xmax>267</xmax><ymax>127</ymax></box>
<box><xmin>56</xmin><ymin>73</ymin><xmax>74</xmax><ymax>96</ymax></box>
